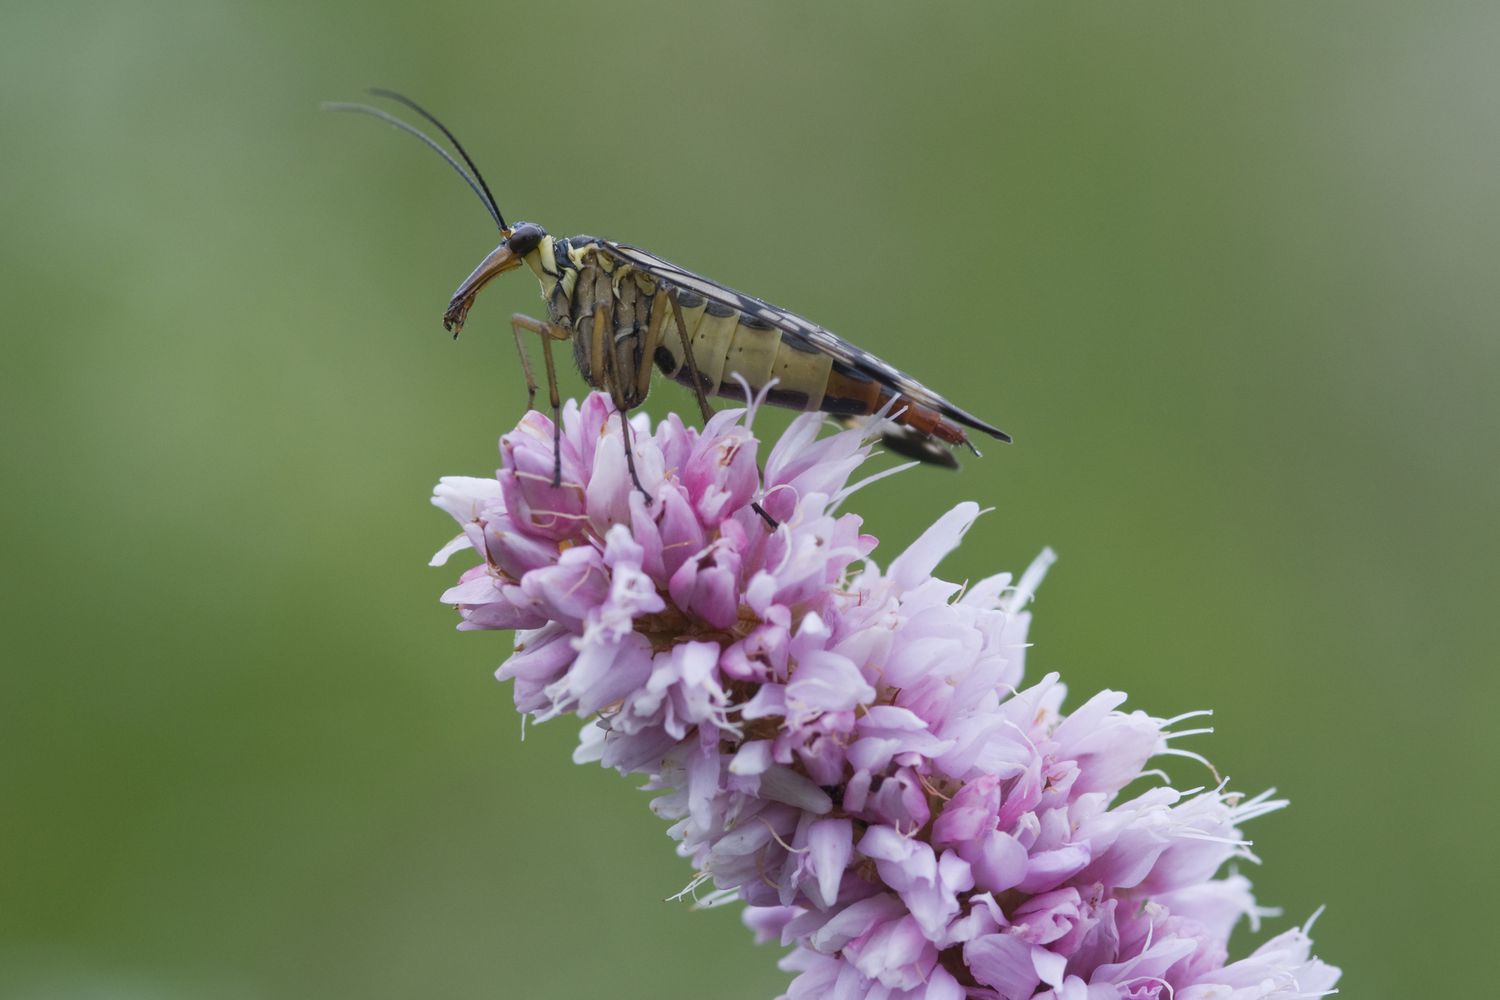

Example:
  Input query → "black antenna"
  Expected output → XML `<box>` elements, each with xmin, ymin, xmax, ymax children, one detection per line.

<box><xmin>366</xmin><ymin>89</ymin><xmax>506</xmax><ymax>231</ymax></box>
<box><xmin>322</xmin><ymin>99</ymin><xmax>506</xmax><ymax>231</ymax></box>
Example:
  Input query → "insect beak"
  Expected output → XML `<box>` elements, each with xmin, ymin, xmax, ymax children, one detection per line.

<box><xmin>443</xmin><ymin>243</ymin><xmax>524</xmax><ymax>335</ymax></box>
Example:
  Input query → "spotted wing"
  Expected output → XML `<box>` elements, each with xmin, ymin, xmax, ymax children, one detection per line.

<box><xmin>593</xmin><ymin>239</ymin><xmax>1009</xmax><ymax>441</ymax></box>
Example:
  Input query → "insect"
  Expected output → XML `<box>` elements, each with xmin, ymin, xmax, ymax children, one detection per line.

<box><xmin>327</xmin><ymin>90</ymin><xmax>1011</xmax><ymax>497</ymax></box>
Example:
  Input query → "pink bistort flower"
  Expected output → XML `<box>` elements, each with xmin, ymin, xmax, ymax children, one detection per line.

<box><xmin>432</xmin><ymin>391</ymin><xmax>1340</xmax><ymax>1000</ymax></box>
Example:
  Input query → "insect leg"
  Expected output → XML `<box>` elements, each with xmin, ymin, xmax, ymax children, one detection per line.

<box><xmin>592</xmin><ymin>303</ymin><xmax>651</xmax><ymax>502</ymax></box>
<box><xmin>540</xmin><ymin>336</ymin><xmax>564</xmax><ymax>486</ymax></box>
<box><xmin>511</xmin><ymin>313</ymin><xmax>568</xmax><ymax>486</ymax></box>
<box><xmin>507</xmin><ymin>315</ymin><xmax>542</xmax><ymax>411</ymax></box>
<box><xmin>614</xmin><ymin>407</ymin><xmax>650</xmax><ymax>503</ymax></box>
<box><xmin>668</xmin><ymin>290</ymin><xmax>715</xmax><ymax>424</ymax></box>
<box><xmin>637</xmin><ymin>288</ymin><xmax>668</xmax><ymax>403</ymax></box>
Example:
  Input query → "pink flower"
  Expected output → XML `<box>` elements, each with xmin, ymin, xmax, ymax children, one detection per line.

<box><xmin>433</xmin><ymin>391</ymin><xmax>1340</xmax><ymax>999</ymax></box>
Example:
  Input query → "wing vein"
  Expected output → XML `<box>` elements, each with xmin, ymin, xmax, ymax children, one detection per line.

<box><xmin>591</xmin><ymin>240</ymin><xmax>1007</xmax><ymax>439</ymax></box>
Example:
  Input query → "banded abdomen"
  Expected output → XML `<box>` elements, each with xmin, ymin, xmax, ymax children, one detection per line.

<box><xmin>649</xmin><ymin>287</ymin><xmax>846</xmax><ymax>412</ymax></box>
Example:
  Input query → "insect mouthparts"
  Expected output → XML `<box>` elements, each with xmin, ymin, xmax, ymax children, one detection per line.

<box><xmin>443</xmin><ymin>297</ymin><xmax>471</xmax><ymax>336</ymax></box>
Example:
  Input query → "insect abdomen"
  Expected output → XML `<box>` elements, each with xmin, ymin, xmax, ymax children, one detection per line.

<box><xmin>652</xmin><ymin>298</ymin><xmax>833</xmax><ymax>410</ymax></box>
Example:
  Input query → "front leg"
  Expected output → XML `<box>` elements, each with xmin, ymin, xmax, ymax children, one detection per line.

<box><xmin>510</xmin><ymin>313</ymin><xmax>569</xmax><ymax>486</ymax></box>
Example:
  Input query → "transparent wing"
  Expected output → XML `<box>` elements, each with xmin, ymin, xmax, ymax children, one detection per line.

<box><xmin>592</xmin><ymin>240</ymin><xmax>1008</xmax><ymax>440</ymax></box>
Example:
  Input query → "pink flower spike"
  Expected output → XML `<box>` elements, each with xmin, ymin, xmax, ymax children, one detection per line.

<box><xmin>430</xmin><ymin>391</ymin><xmax>1339</xmax><ymax>1000</ymax></box>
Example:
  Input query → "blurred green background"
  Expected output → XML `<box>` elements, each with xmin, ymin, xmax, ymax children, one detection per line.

<box><xmin>3</xmin><ymin>2</ymin><xmax>1495</xmax><ymax>997</ymax></box>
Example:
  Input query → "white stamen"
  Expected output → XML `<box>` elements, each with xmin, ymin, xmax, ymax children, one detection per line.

<box><xmin>1159</xmin><ymin>746</ymin><xmax>1222</xmax><ymax>782</ymax></box>
<box><xmin>690</xmin><ymin>887</ymin><xmax>742</xmax><ymax>910</ymax></box>
<box><xmin>668</xmin><ymin>870</ymin><xmax>712</xmax><ymax>902</ymax></box>
<box><xmin>1161</xmin><ymin>708</ymin><xmax>1214</xmax><ymax>727</ymax></box>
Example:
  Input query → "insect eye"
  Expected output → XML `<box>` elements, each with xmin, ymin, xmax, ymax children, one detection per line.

<box><xmin>507</xmin><ymin>223</ymin><xmax>545</xmax><ymax>256</ymax></box>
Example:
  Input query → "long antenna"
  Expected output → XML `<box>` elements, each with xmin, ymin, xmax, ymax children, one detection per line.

<box><xmin>322</xmin><ymin>100</ymin><xmax>506</xmax><ymax>231</ymax></box>
<box><xmin>366</xmin><ymin>89</ymin><xmax>506</xmax><ymax>231</ymax></box>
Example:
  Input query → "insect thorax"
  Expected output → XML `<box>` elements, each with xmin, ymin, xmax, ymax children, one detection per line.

<box><xmin>524</xmin><ymin>237</ymin><xmax>658</xmax><ymax>409</ymax></box>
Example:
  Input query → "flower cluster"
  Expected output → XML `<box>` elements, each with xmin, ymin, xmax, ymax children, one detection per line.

<box><xmin>432</xmin><ymin>392</ymin><xmax>1339</xmax><ymax>999</ymax></box>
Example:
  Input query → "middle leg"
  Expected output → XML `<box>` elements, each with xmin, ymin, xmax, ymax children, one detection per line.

<box><xmin>592</xmin><ymin>303</ymin><xmax>651</xmax><ymax>502</ymax></box>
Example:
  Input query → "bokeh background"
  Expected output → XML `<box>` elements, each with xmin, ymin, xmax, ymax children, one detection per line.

<box><xmin>4</xmin><ymin>2</ymin><xmax>1496</xmax><ymax>997</ymax></box>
